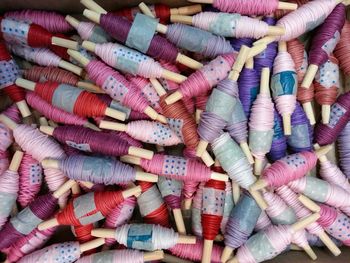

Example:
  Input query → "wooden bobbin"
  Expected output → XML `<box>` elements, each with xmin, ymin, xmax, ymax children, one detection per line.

<box><xmin>302</xmin><ymin>102</ymin><xmax>316</xmax><ymax>126</ymax></box>
<box><xmin>9</xmin><ymin>151</ymin><xmax>23</xmax><ymax>172</ymax></box>
<box><xmin>322</xmin><ymin>105</ymin><xmax>331</xmax><ymax>124</ymax></box>
<box><xmin>170</xmin><ymin>4</ymin><xmax>203</xmax><ymax>15</ymax></box>
<box><xmin>301</xmin><ymin>64</ymin><xmax>319</xmax><ymax>89</ymax></box>
<box><xmin>58</xmin><ymin>60</ymin><xmax>83</xmax><ymax>76</ymax></box>
<box><xmin>104</xmin><ymin>108</ymin><xmax>126</xmax><ymax>121</ymax></box>
<box><xmin>173</xmin><ymin>208</ymin><xmax>187</xmax><ymax>235</ymax></box>
<box><xmin>77</xmin><ymin>81</ymin><xmax>105</xmax><ymax>94</ymax></box>
<box><xmin>163</xmin><ymin>253</ymin><xmax>192</xmax><ymax>263</ymax></box>
<box><xmin>16</xmin><ymin>100</ymin><xmax>31</xmax><ymax>118</ymax></box>
<box><xmin>232</xmin><ymin>181</ymin><xmax>241</xmax><ymax>205</ymax></box>
<box><xmin>298</xmin><ymin>195</ymin><xmax>321</xmax><ymax>213</ymax></box>
<box><xmin>249</xmin><ymin>189</ymin><xmax>268</xmax><ymax>210</ymax></box>
<box><xmin>51</xmin><ymin>36</ymin><xmax>79</xmax><ymax>51</ymax></box>
<box><xmin>99</xmin><ymin>120</ymin><xmax>127</xmax><ymax>131</ymax></box>
<box><xmin>0</xmin><ymin>114</ymin><xmax>18</xmax><ymax>130</ymax></box>
<box><xmin>221</xmin><ymin>246</ymin><xmax>234</xmax><ymax>263</ymax></box>
<box><xmin>65</xmin><ymin>15</ymin><xmax>80</xmax><ymax>29</ymax></box>
<box><xmin>144</xmin><ymin>251</ymin><xmax>165</xmax><ymax>262</ymax></box>
<box><xmin>202</xmin><ymin>239</ymin><xmax>214</xmax><ymax>263</ymax></box>
<box><xmin>79</xmin><ymin>238</ymin><xmax>106</xmax><ymax>253</ymax></box>
<box><xmin>139</xmin><ymin>2</ymin><xmax>155</xmax><ymax>17</ymax></box>
<box><xmin>39</xmin><ymin>117</ymin><xmax>49</xmax><ymax>126</ymax></box>
<box><xmin>80</xmin><ymin>0</ymin><xmax>107</xmax><ymax>14</ymax></box>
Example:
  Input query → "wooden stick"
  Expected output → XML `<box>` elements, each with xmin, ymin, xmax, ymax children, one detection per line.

<box><xmin>122</xmin><ymin>186</ymin><xmax>142</xmax><ymax>198</ymax></box>
<box><xmin>144</xmin><ymin>250</ymin><xmax>165</xmax><ymax>261</ymax></box>
<box><xmin>91</xmin><ymin>228</ymin><xmax>115</xmax><ymax>238</ymax></box>
<box><xmin>135</xmin><ymin>171</ymin><xmax>158</xmax><ymax>182</ymax></box>
<box><xmin>170</xmin><ymin>15</ymin><xmax>193</xmax><ymax>25</ymax></box>
<box><xmin>196</xmin><ymin>140</ymin><xmax>208</xmax><ymax>158</ymax></box>
<box><xmin>301</xmin><ymin>64</ymin><xmax>318</xmax><ymax>89</ymax></box>
<box><xmin>9</xmin><ymin>151</ymin><xmax>23</xmax><ymax>172</ymax></box>
<box><xmin>128</xmin><ymin>146</ymin><xmax>154</xmax><ymax>160</ymax></box>
<box><xmin>79</xmin><ymin>238</ymin><xmax>105</xmax><ymax>253</ymax></box>
<box><xmin>0</xmin><ymin>114</ymin><xmax>18</xmax><ymax>130</ymax></box>
<box><xmin>302</xmin><ymin>102</ymin><xmax>316</xmax><ymax>125</ymax></box>
<box><xmin>322</xmin><ymin>105</ymin><xmax>331</xmax><ymax>124</ymax></box>
<box><xmin>16</xmin><ymin>100</ymin><xmax>31</xmax><ymax>118</ymax></box>
<box><xmin>200</xmin><ymin>150</ymin><xmax>215</xmax><ymax>167</ymax></box>
<box><xmin>104</xmin><ymin>107</ymin><xmax>126</xmax><ymax>121</ymax></box>
<box><xmin>176</xmin><ymin>53</ymin><xmax>203</xmax><ymax>70</ymax></box>
<box><xmin>58</xmin><ymin>60</ymin><xmax>83</xmax><ymax>76</ymax></box>
<box><xmin>52</xmin><ymin>179</ymin><xmax>76</xmax><ymax>199</ymax></box>
<box><xmin>229</xmin><ymin>45</ymin><xmax>250</xmax><ymax>81</ymax></box>
<box><xmin>177</xmin><ymin>235</ymin><xmax>196</xmax><ymax>244</ymax></box>
<box><xmin>65</xmin><ymin>15</ymin><xmax>80</xmax><ymax>29</ymax></box>
<box><xmin>221</xmin><ymin>246</ymin><xmax>234</xmax><ymax>263</ymax></box>
<box><xmin>77</xmin><ymin>81</ymin><xmax>105</xmax><ymax>94</ymax></box>
<box><xmin>249</xmin><ymin>189</ymin><xmax>268</xmax><ymax>210</ymax></box>
<box><xmin>250</xmin><ymin>179</ymin><xmax>268</xmax><ymax>192</ymax></box>
<box><xmin>201</xmin><ymin>239</ymin><xmax>213</xmax><ymax>263</ymax></box>
<box><xmin>51</xmin><ymin>37</ymin><xmax>79</xmax><ymax>50</ymax></box>
<box><xmin>82</xmin><ymin>41</ymin><xmax>97</xmax><ymax>52</ymax></box>
<box><xmin>318</xmin><ymin>231</ymin><xmax>342</xmax><ymax>256</ymax></box>
<box><xmin>68</xmin><ymin>49</ymin><xmax>90</xmax><ymax>67</ymax></box>
<box><xmin>39</xmin><ymin>117</ymin><xmax>49</xmax><ymax>126</ymax></box>
<box><xmin>240</xmin><ymin>142</ymin><xmax>254</xmax><ymax>164</ymax></box>
<box><xmin>99</xmin><ymin>120</ymin><xmax>127</xmax><ymax>131</ymax></box>
<box><xmin>162</xmin><ymin>70</ymin><xmax>187</xmax><ymax>84</ymax></box>
<box><xmin>83</xmin><ymin>9</ymin><xmax>101</xmax><ymax>24</ymax></box>
<box><xmin>162</xmin><ymin>253</ymin><xmax>192</xmax><ymax>263</ymax></box>
<box><xmin>15</xmin><ymin>78</ymin><xmax>36</xmax><ymax>91</ymax></box>
<box><xmin>170</xmin><ymin>4</ymin><xmax>202</xmax><ymax>15</ymax></box>
<box><xmin>232</xmin><ymin>182</ymin><xmax>240</xmax><ymax>205</ymax></box>
<box><xmin>80</xmin><ymin>0</ymin><xmax>107</xmax><ymax>14</ymax></box>
<box><xmin>138</xmin><ymin>2</ymin><xmax>155</xmax><ymax>18</ymax></box>
<box><xmin>291</xmin><ymin>213</ymin><xmax>320</xmax><ymax>232</ymax></box>
<box><xmin>298</xmin><ymin>195</ymin><xmax>321</xmax><ymax>213</ymax></box>
<box><xmin>173</xmin><ymin>208</ymin><xmax>187</xmax><ymax>235</ymax></box>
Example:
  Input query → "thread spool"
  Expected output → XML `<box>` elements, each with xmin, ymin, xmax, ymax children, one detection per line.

<box><xmin>171</xmin><ymin>12</ymin><xmax>285</xmax><ymax>39</ymax></box>
<box><xmin>287</xmin><ymin>38</ymin><xmax>316</xmax><ymax>125</ymax></box>
<box><xmin>23</xmin><ymin>66</ymin><xmax>101</xmax><ymax>93</ymax></box>
<box><xmin>0</xmin><ymin>105</ymin><xmax>20</xmax><ymax>152</ymax></box>
<box><xmin>196</xmin><ymin>45</ymin><xmax>250</xmax><ymax>158</ymax></box>
<box><xmin>185</xmin><ymin>0</ymin><xmax>297</xmax><ymax>15</ymax></box>
<box><xmin>38</xmin><ymin>186</ymin><xmax>141</xmax><ymax>230</ymax></box>
<box><xmin>157</xmin><ymin>177</ymin><xmax>186</xmax><ymax>234</ymax></box>
<box><xmin>40</xmin><ymin>125</ymin><xmax>153</xmax><ymax>159</ymax></box>
<box><xmin>211</xmin><ymin>133</ymin><xmax>267</xmax><ymax>210</ymax></box>
<box><xmin>81</xmin><ymin>40</ymin><xmax>186</xmax><ymax>83</ymax></box>
<box><xmin>301</xmin><ymin>3</ymin><xmax>345</xmax><ymax>89</ymax></box>
<box><xmin>91</xmin><ymin>223</ymin><xmax>196</xmax><ymax>250</ymax></box>
<box><xmin>314</xmin><ymin>56</ymin><xmax>340</xmax><ymax>124</ymax></box>
<box><xmin>248</xmin><ymin>67</ymin><xmax>274</xmax><ymax>175</ymax></box>
<box><xmin>42</xmin><ymin>155</ymin><xmax>158</xmax><ymax>184</ymax></box>
<box><xmin>271</xmin><ymin>41</ymin><xmax>297</xmax><ymax>135</ymax></box>
<box><xmin>103</xmin><ymin>196</ymin><xmax>136</xmax><ymax>247</ymax></box>
<box><xmin>220</xmin><ymin>181</ymin><xmax>235</xmax><ymax>234</ymax></box>
<box><xmin>68</xmin><ymin>50</ymin><xmax>167</xmax><ymax>123</ymax></box>
<box><xmin>82</xmin><ymin>9</ymin><xmax>202</xmax><ymax>70</ymax></box>
<box><xmin>165</xmin><ymin>53</ymin><xmax>235</xmax><ymax>105</ymax></box>
<box><xmin>229</xmin><ymin>213</ymin><xmax>320</xmax><ymax>263</ymax></box>
<box><xmin>16</xmin><ymin>239</ymin><xmax>105</xmax><ymax>262</ymax></box>
<box><xmin>338</xmin><ymin>122</ymin><xmax>350</xmax><ymax>178</ymax></box>
<box><xmin>314</xmin><ymin>91</ymin><xmax>350</xmax><ymax>146</ymax></box>
<box><xmin>0</xmin><ymin>17</ymin><xmax>78</xmax><ymax>50</ymax></box>
<box><xmin>191</xmin><ymin>182</ymin><xmax>204</xmax><ymax>236</ymax></box>
<box><xmin>0</xmin><ymin>115</ymin><xmax>70</xmax><ymax>207</ymax></box>
<box><xmin>15</xmin><ymin>78</ymin><xmax>125</xmax><ymax>121</ymax></box>
<box><xmin>7</xmin><ymin>44</ymin><xmax>83</xmax><ymax>76</ymax></box>
<box><xmin>288</xmin><ymin>102</ymin><xmax>313</xmax><ymax>153</ymax></box>
<box><xmin>267</xmin><ymin>108</ymin><xmax>287</xmax><ymax>162</ymax></box>
<box><xmin>255</xmin><ymin>0</ymin><xmax>343</xmax><ymax>45</ymax></box>
<box><xmin>0</xmin><ymin>151</ymin><xmax>9</xmax><ymax>176</ymax></box>
<box><xmin>221</xmin><ymin>192</ymin><xmax>261</xmax><ymax>262</ymax></box>
<box><xmin>0</xmin><ymin>151</ymin><xmax>23</xmax><ymax>230</ymax></box>
<box><xmin>251</xmin><ymin>147</ymin><xmax>331</xmax><ymax>191</ymax></box>
<box><xmin>5</xmin><ymin>226</ymin><xmax>57</xmax><ymax>262</ymax></box>
<box><xmin>0</xmin><ymin>179</ymin><xmax>75</xmax><ymax>250</ymax></box>
<box><xmin>100</xmin><ymin>120</ymin><xmax>182</xmax><ymax>146</ymax></box>
<box><xmin>289</xmin><ymin>175</ymin><xmax>350</xmax><ymax>209</ymax></box>
<box><xmin>276</xmin><ymin>185</ymin><xmax>341</xmax><ymax>256</ymax></box>
<box><xmin>334</xmin><ymin>21</ymin><xmax>350</xmax><ymax>75</ymax></box>
<box><xmin>136</xmin><ymin>181</ymin><xmax>170</xmax><ymax>227</ymax></box>
<box><xmin>18</xmin><ymin>153</ymin><xmax>42</xmax><ymax>208</ymax></box>
<box><xmin>0</xmin><ymin>42</ymin><xmax>31</xmax><ymax>117</ymax></box>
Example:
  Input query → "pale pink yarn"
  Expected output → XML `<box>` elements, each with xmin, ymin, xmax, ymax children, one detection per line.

<box><xmin>320</xmin><ymin>159</ymin><xmax>350</xmax><ymax>193</ymax></box>
<box><xmin>292</xmin><ymin>229</ymin><xmax>309</xmax><ymax>249</ymax></box>
<box><xmin>254</xmin><ymin>210</ymin><xmax>272</xmax><ymax>232</ymax></box>
<box><xmin>77</xmin><ymin>22</ymin><xmax>96</xmax><ymax>41</ymax></box>
<box><xmin>263</xmin><ymin>191</ymin><xmax>295</xmax><ymax>221</ymax></box>
<box><xmin>76</xmin><ymin>249</ymin><xmax>144</xmax><ymax>263</ymax></box>
<box><xmin>0</xmin><ymin>151</ymin><xmax>9</xmax><ymax>175</ymax></box>
<box><xmin>0</xmin><ymin>105</ymin><xmax>21</xmax><ymax>151</ymax></box>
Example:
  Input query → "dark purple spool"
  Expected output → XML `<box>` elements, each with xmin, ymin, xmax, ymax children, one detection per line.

<box><xmin>163</xmin><ymin>195</ymin><xmax>181</xmax><ymax>209</ymax></box>
<box><xmin>288</xmin><ymin>102</ymin><xmax>313</xmax><ymax>153</ymax></box>
<box><xmin>238</xmin><ymin>67</ymin><xmax>260</xmax><ymax>118</ymax></box>
<box><xmin>100</xmin><ymin>13</ymin><xmax>178</xmax><ymax>62</ymax></box>
<box><xmin>230</xmin><ymin>38</ymin><xmax>253</xmax><ymax>52</ymax></box>
<box><xmin>0</xmin><ymin>194</ymin><xmax>57</xmax><ymax>249</ymax></box>
<box><xmin>314</xmin><ymin>91</ymin><xmax>350</xmax><ymax>146</ymax></box>
<box><xmin>268</xmin><ymin>108</ymin><xmax>287</xmax><ymax>162</ymax></box>
<box><xmin>308</xmin><ymin>4</ymin><xmax>346</xmax><ymax>66</ymax></box>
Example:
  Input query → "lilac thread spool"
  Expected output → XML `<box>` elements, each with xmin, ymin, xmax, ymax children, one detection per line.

<box><xmin>338</xmin><ymin>122</ymin><xmax>350</xmax><ymax>178</ymax></box>
<box><xmin>221</xmin><ymin>181</ymin><xmax>234</xmax><ymax>234</ymax></box>
<box><xmin>288</xmin><ymin>102</ymin><xmax>313</xmax><ymax>153</ymax></box>
<box><xmin>192</xmin><ymin>182</ymin><xmax>204</xmax><ymax>237</ymax></box>
<box><xmin>314</xmin><ymin>91</ymin><xmax>350</xmax><ymax>146</ymax></box>
<box><xmin>254</xmin><ymin>210</ymin><xmax>272</xmax><ymax>232</ymax></box>
<box><xmin>267</xmin><ymin>107</ymin><xmax>287</xmax><ymax>162</ymax></box>
<box><xmin>221</xmin><ymin>192</ymin><xmax>261</xmax><ymax>262</ymax></box>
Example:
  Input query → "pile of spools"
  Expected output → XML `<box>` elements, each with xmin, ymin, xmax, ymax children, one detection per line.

<box><xmin>0</xmin><ymin>0</ymin><xmax>350</xmax><ymax>262</ymax></box>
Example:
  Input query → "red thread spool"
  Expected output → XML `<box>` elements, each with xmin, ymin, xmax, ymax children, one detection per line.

<box><xmin>201</xmin><ymin>179</ymin><xmax>225</xmax><ymax>263</ymax></box>
<box><xmin>138</xmin><ymin>181</ymin><xmax>170</xmax><ymax>227</ymax></box>
<box><xmin>0</xmin><ymin>42</ymin><xmax>30</xmax><ymax>117</ymax></box>
<box><xmin>23</xmin><ymin>66</ymin><xmax>79</xmax><ymax>86</ymax></box>
<box><xmin>334</xmin><ymin>21</ymin><xmax>350</xmax><ymax>75</ymax></box>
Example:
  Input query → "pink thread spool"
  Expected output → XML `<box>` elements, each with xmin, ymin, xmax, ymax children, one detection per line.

<box><xmin>314</xmin><ymin>91</ymin><xmax>350</xmax><ymax>146</ymax></box>
<box><xmin>100</xmin><ymin>120</ymin><xmax>182</xmax><ymax>146</ymax></box>
<box><xmin>40</xmin><ymin>125</ymin><xmax>153</xmax><ymax>160</ymax></box>
<box><xmin>16</xmin><ymin>239</ymin><xmax>105</xmax><ymax>263</ymax></box>
<box><xmin>81</xmin><ymin>41</ymin><xmax>186</xmax><ymax>83</ymax></box>
<box><xmin>169</xmin><ymin>237</ymin><xmax>223</xmax><ymax>263</ymax></box>
<box><xmin>187</xmin><ymin>0</ymin><xmax>296</xmax><ymax>15</ymax></box>
<box><xmin>276</xmin><ymin>185</ymin><xmax>341</xmax><ymax>255</ymax></box>
<box><xmin>301</xmin><ymin>3</ymin><xmax>346</xmax><ymax>89</ymax></box>
<box><xmin>104</xmin><ymin>196</ymin><xmax>136</xmax><ymax>247</ymax></box>
<box><xmin>26</xmin><ymin>92</ymin><xmax>90</xmax><ymax>127</ymax></box>
<box><xmin>7</xmin><ymin>44</ymin><xmax>83</xmax><ymax>76</ymax></box>
<box><xmin>231</xmin><ymin>213</ymin><xmax>320</xmax><ymax>263</ymax></box>
<box><xmin>0</xmin><ymin>151</ymin><xmax>22</xmax><ymax>230</ymax></box>
<box><xmin>0</xmin><ymin>42</ymin><xmax>31</xmax><ymax>117</ymax></box>
<box><xmin>4</xmin><ymin>226</ymin><xmax>57</xmax><ymax>262</ymax></box>
<box><xmin>248</xmin><ymin>67</ymin><xmax>274</xmax><ymax>175</ymax></box>
<box><xmin>313</xmin><ymin>55</ymin><xmax>340</xmax><ymax>124</ymax></box>
<box><xmin>0</xmin><ymin>151</ymin><xmax>9</xmax><ymax>176</ymax></box>
<box><xmin>120</xmin><ymin>153</ymin><xmax>228</xmax><ymax>182</ymax></box>
<box><xmin>251</xmin><ymin>150</ymin><xmax>327</xmax><ymax>191</ymax></box>
<box><xmin>192</xmin><ymin>182</ymin><xmax>204</xmax><ymax>237</ymax></box>
<box><xmin>334</xmin><ymin>21</ymin><xmax>350</xmax><ymax>76</ymax></box>
<box><xmin>165</xmin><ymin>54</ymin><xmax>236</xmax><ymax>104</ymax></box>
<box><xmin>0</xmin><ymin>115</ymin><xmax>69</xmax><ymax>207</ymax></box>
<box><xmin>68</xmin><ymin>51</ymin><xmax>166</xmax><ymax>122</ymax></box>
<box><xmin>4</xmin><ymin>10</ymin><xmax>73</xmax><ymax>33</ymax></box>
<box><xmin>254</xmin><ymin>210</ymin><xmax>272</xmax><ymax>232</ymax></box>
<box><xmin>0</xmin><ymin>105</ymin><xmax>20</xmax><ymax>152</ymax></box>
<box><xmin>289</xmin><ymin>176</ymin><xmax>350</xmax><ymax>212</ymax></box>
<box><xmin>271</xmin><ymin>42</ymin><xmax>297</xmax><ymax>135</ymax></box>
<box><xmin>18</xmin><ymin>153</ymin><xmax>42</xmax><ymax>208</ymax></box>
<box><xmin>287</xmin><ymin>38</ymin><xmax>316</xmax><ymax>125</ymax></box>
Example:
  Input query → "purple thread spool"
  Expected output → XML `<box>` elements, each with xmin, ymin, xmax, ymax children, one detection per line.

<box><xmin>306</xmin><ymin>232</ymin><xmax>343</xmax><ymax>248</ymax></box>
<box><xmin>338</xmin><ymin>122</ymin><xmax>350</xmax><ymax>178</ymax></box>
<box><xmin>0</xmin><ymin>193</ymin><xmax>57</xmax><ymax>249</ymax></box>
<box><xmin>157</xmin><ymin>177</ymin><xmax>182</xmax><ymax>211</ymax></box>
<box><xmin>198</xmin><ymin>78</ymin><xmax>237</xmax><ymax>144</ymax></box>
<box><xmin>288</xmin><ymin>102</ymin><xmax>313</xmax><ymax>153</ymax></box>
<box><xmin>314</xmin><ymin>91</ymin><xmax>350</xmax><ymax>146</ymax></box>
<box><xmin>223</xmin><ymin>193</ymin><xmax>261</xmax><ymax>256</ymax></box>
<box><xmin>238</xmin><ymin>66</ymin><xmax>260</xmax><ymax>118</ymax></box>
<box><xmin>230</xmin><ymin>38</ymin><xmax>253</xmax><ymax>52</ymax></box>
<box><xmin>308</xmin><ymin>4</ymin><xmax>346</xmax><ymax>71</ymax></box>
<box><xmin>254</xmin><ymin>17</ymin><xmax>278</xmax><ymax>74</ymax></box>
<box><xmin>100</xmin><ymin>13</ymin><xmax>178</xmax><ymax>62</ymax></box>
<box><xmin>268</xmin><ymin>108</ymin><xmax>287</xmax><ymax>162</ymax></box>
